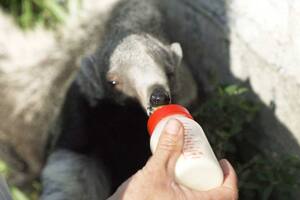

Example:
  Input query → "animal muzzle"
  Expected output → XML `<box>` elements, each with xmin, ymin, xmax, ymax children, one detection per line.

<box><xmin>149</xmin><ymin>86</ymin><xmax>171</xmax><ymax>107</ymax></box>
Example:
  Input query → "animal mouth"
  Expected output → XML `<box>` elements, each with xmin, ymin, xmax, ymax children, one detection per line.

<box><xmin>146</xmin><ymin>106</ymin><xmax>154</xmax><ymax>116</ymax></box>
<box><xmin>147</xmin><ymin>105</ymin><xmax>167</xmax><ymax>116</ymax></box>
<box><xmin>146</xmin><ymin>85</ymin><xmax>171</xmax><ymax>116</ymax></box>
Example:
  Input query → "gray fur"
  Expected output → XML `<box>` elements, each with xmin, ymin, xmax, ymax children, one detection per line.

<box><xmin>75</xmin><ymin>0</ymin><xmax>196</xmax><ymax>110</ymax></box>
<box><xmin>77</xmin><ymin>55</ymin><xmax>104</xmax><ymax>106</ymax></box>
<box><xmin>0</xmin><ymin>176</ymin><xmax>12</xmax><ymax>200</ymax></box>
<box><xmin>41</xmin><ymin>150</ymin><xmax>111</xmax><ymax>200</ymax></box>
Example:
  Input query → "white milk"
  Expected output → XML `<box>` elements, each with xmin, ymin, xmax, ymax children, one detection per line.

<box><xmin>148</xmin><ymin>105</ymin><xmax>223</xmax><ymax>191</ymax></box>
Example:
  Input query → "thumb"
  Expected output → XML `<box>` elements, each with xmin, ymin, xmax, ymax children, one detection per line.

<box><xmin>150</xmin><ymin>118</ymin><xmax>184</xmax><ymax>172</ymax></box>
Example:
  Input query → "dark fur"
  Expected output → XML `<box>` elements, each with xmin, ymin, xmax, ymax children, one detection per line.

<box><xmin>41</xmin><ymin>0</ymin><xmax>196</xmax><ymax>199</ymax></box>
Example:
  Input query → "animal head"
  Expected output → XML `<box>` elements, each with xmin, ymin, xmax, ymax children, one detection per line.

<box><xmin>78</xmin><ymin>34</ymin><xmax>183</xmax><ymax>115</ymax></box>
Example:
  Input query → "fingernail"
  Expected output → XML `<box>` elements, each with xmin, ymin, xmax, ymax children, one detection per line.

<box><xmin>219</xmin><ymin>159</ymin><xmax>230</xmax><ymax>175</ymax></box>
<box><xmin>165</xmin><ymin>119</ymin><xmax>181</xmax><ymax>135</ymax></box>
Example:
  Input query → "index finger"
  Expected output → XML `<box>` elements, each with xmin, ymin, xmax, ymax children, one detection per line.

<box><xmin>219</xmin><ymin>159</ymin><xmax>238</xmax><ymax>191</ymax></box>
<box><xmin>206</xmin><ymin>159</ymin><xmax>239</xmax><ymax>200</ymax></box>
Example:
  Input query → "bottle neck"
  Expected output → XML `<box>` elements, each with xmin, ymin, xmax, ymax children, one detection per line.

<box><xmin>147</xmin><ymin>104</ymin><xmax>193</xmax><ymax>135</ymax></box>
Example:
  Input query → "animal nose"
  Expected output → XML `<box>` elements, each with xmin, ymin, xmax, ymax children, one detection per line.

<box><xmin>150</xmin><ymin>87</ymin><xmax>171</xmax><ymax>107</ymax></box>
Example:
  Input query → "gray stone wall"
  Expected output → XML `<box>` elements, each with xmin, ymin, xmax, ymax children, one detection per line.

<box><xmin>163</xmin><ymin>0</ymin><xmax>300</xmax><ymax>155</ymax></box>
<box><xmin>228</xmin><ymin>0</ymin><xmax>300</xmax><ymax>154</ymax></box>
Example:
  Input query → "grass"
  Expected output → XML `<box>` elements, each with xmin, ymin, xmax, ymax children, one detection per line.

<box><xmin>0</xmin><ymin>0</ymin><xmax>81</xmax><ymax>29</ymax></box>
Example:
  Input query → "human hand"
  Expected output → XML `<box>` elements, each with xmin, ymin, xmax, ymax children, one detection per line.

<box><xmin>108</xmin><ymin>119</ymin><xmax>238</xmax><ymax>200</ymax></box>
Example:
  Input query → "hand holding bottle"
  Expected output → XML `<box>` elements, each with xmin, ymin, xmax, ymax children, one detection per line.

<box><xmin>108</xmin><ymin>118</ymin><xmax>238</xmax><ymax>200</ymax></box>
<box><xmin>148</xmin><ymin>105</ymin><xmax>224</xmax><ymax>191</ymax></box>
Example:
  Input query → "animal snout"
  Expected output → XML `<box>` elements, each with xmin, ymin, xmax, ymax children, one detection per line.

<box><xmin>150</xmin><ymin>86</ymin><xmax>171</xmax><ymax>107</ymax></box>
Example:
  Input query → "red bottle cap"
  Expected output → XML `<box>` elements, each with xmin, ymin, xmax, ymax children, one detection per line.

<box><xmin>147</xmin><ymin>104</ymin><xmax>193</xmax><ymax>135</ymax></box>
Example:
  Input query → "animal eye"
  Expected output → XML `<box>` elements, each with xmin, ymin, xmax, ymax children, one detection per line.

<box><xmin>166</xmin><ymin>68</ymin><xmax>175</xmax><ymax>77</ymax></box>
<box><xmin>108</xmin><ymin>80</ymin><xmax>118</xmax><ymax>87</ymax></box>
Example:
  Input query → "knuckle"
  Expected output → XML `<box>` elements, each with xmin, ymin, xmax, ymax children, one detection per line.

<box><xmin>158</xmin><ymin>134</ymin><xmax>177</xmax><ymax>151</ymax></box>
<box><xmin>142</xmin><ymin>162</ymin><xmax>160</xmax><ymax>175</ymax></box>
<box><xmin>225</xmin><ymin>188</ymin><xmax>239</xmax><ymax>200</ymax></box>
<box><xmin>232</xmin><ymin>191</ymin><xmax>239</xmax><ymax>200</ymax></box>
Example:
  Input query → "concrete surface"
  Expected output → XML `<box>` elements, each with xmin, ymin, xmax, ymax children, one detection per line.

<box><xmin>228</xmin><ymin>0</ymin><xmax>300</xmax><ymax>154</ymax></box>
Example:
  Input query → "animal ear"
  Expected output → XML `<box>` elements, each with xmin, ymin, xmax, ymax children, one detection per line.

<box><xmin>170</xmin><ymin>42</ymin><xmax>183</xmax><ymax>66</ymax></box>
<box><xmin>76</xmin><ymin>55</ymin><xmax>105</xmax><ymax>106</ymax></box>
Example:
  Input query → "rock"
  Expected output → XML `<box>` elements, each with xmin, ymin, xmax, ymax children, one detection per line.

<box><xmin>0</xmin><ymin>0</ymin><xmax>120</xmax><ymax>185</ymax></box>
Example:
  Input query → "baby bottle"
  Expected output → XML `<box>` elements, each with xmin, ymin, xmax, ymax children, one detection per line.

<box><xmin>147</xmin><ymin>104</ymin><xmax>223</xmax><ymax>191</ymax></box>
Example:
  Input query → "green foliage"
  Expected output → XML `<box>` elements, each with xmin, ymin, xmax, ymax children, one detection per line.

<box><xmin>11</xmin><ymin>187</ymin><xmax>31</xmax><ymax>200</ymax></box>
<box><xmin>0</xmin><ymin>159</ymin><xmax>40</xmax><ymax>200</ymax></box>
<box><xmin>193</xmin><ymin>84</ymin><xmax>259</xmax><ymax>157</ymax></box>
<box><xmin>238</xmin><ymin>155</ymin><xmax>300</xmax><ymax>200</ymax></box>
<box><xmin>0</xmin><ymin>159</ymin><xmax>10</xmax><ymax>177</ymax></box>
<box><xmin>193</xmin><ymin>84</ymin><xmax>300</xmax><ymax>200</ymax></box>
<box><xmin>0</xmin><ymin>0</ymin><xmax>81</xmax><ymax>29</ymax></box>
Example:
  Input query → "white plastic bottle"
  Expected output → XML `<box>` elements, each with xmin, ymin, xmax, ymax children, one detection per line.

<box><xmin>147</xmin><ymin>104</ymin><xmax>224</xmax><ymax>191</ymax></box>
